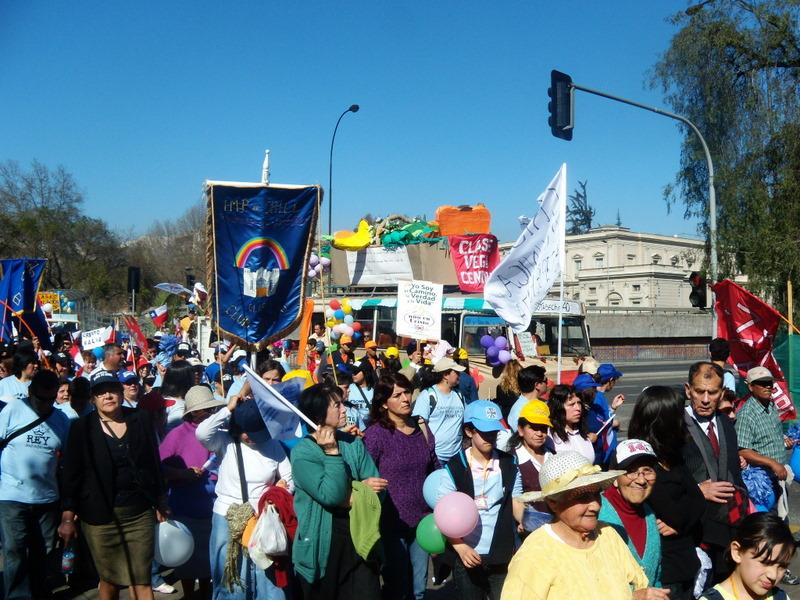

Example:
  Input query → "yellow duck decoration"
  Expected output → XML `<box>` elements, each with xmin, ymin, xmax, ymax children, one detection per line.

<box><xmin>332</xmin><ymin>219</ymin><xmax>373</xmax><ymax>251</ymax></box>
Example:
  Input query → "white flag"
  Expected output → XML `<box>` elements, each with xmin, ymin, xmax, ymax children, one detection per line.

<box><xmin>243</xmin><ymin>365</ymin><xmax>315</xmax><ymax>439</ymax></box>
<box><xmin>484</xmin><ymin>164</ymin><xmax>566</xmax><ymax>333</ymax></box>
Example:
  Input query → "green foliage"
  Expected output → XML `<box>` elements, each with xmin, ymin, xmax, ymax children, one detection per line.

<box><xmin>652</xmin><ymin>0</ymin><xmax>800</xmax><ymax>310</ymax></box>
<box><xmin>567</xmin><ymin>180</ymin><xmax>595</xmax><ymax>235</ymax></box>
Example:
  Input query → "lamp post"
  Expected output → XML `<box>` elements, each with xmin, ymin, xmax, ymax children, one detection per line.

<box><xmin>328</xmin><ymin>104</ymin><xmax>360</xmax><ymax>236</ymax></box>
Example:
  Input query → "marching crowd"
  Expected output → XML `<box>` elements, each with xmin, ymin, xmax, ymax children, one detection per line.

<box><xmin>0</xmin><ymin>331</ymin><xmax>797</xmax><ymax>600</ymax></box>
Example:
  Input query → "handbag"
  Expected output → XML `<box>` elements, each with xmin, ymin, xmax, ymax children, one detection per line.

<box><xmin>248</xmin><ymin>504</ymin><xmax>288</xmax><ymax>569</ymax></box>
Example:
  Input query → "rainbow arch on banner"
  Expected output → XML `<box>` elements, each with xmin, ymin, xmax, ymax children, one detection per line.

<box><xmin>234</xmin><ymin>237</ymin><xmax>290</xmax><ymax>270</ymax></box>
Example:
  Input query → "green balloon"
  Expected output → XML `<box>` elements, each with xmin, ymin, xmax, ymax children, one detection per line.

<box><xmin>415</xmin><ymin>514</ymin><xmax>446</xmax><ymax>555</ymax></box>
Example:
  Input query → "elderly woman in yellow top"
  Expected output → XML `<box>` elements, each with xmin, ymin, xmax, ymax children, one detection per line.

<box><xmin>501</xmin><ymin>451</ymin><xmax>670</xmax><ymax>600</ymax></box>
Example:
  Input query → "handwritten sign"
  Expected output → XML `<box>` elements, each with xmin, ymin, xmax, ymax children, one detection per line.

<box><xmin>517</xmin><ymin>331</ymin><xmax>538</xmax><ymax>358</ymax></box>
<box><xmin>448</xmin><ymin>234</ymin><xmax>500</xmax><ymax>293</ymax></box>
<box><xmin>81</xmin><ymin>327</ymin><xmax>110</xmax><ymax>350</ymax></box>
<box><xmin>395</xmin><ymin>280</ymin><xmax>443</xmax><ymax>340</ymax></box>
<box><xmin>346</xmin><ymin>246</ymin><xmax>413</xmax><ymax>286</ymax></box>
<box><xmin>484</xmin><ymin>164</ymin><xmax>566</xmax><ymax>332</ymax></box>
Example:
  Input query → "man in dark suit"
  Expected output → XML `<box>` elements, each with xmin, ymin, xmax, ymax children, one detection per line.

<box><xmin>682</xmin><ymin>361</ymin><xmax>744</xmax><ymax>583</ymax></box>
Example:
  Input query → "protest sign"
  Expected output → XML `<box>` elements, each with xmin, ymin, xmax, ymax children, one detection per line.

<box><xmin>396</xmin><ymin>279</ymin><xmax>443</xmax><ymax>340</ymax></box>
<box><xmin>448</xmin><ymin>234</ymin><xmax>500</xmax><ymax>293</ymax></box>
<box><xmin>82</xmin><ymin>326</ymin><xmax>113</xmax><ymax>350</ymax></box>
<box><xmin>484</xmin><ymin>164</ymin><xmax>566</xmax><ymax>333</ymax></box>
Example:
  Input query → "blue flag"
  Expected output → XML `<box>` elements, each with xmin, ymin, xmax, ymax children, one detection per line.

<box><xmin>207</xmin><ymin>183</ymin><xmax>319</xmax><ymax>349</ymax></box>
<box><xmin>244</xmin><ymin>365</ymin><xmax>309</xmax><ymax>440</ymax></box>
<box><xmin>0</xmin><ymin>258</ymin><xmax>47</xmax><ymax>343</ymax></box>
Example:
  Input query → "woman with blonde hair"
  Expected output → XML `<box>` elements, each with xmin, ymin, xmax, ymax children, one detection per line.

<box><xmin>494</xmin><ymin>359</ymin><xmax>521</xmax><ymax>420</ymax></box>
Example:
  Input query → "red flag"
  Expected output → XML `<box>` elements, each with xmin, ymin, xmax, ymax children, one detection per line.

<box><xmin>122</xmin><ymin>315</ymin><xmax>148</xmax><ymax>350</ymax></box>
<box><xmin>712</xmin><ymin>279</ymin><xmax>794</xmax><ymax>420</ymax></box>
<box><xmin>448</xmin><ymin>234</ymin><xmax>501</xmax><ymax>293</ymax></box>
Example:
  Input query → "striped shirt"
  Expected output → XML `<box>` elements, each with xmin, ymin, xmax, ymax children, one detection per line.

<box><xmin>735</xmin><ymin>397</ymin><xmax>785</xmax><ymax>463</ymax></box>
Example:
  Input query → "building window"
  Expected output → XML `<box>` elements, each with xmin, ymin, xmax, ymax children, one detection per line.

<box><xmin>632</xmin><ymin>284</ymin><xmax>641</xmax><ymax>292</ymax></box>
<box><xmin>670</xmin><ymin>255</ymin><xmax>679</xmax><ymax>266</ymax></box>
<box><xmin>588</xmin><ymin>302</ymin><xmax>597</xmax><ymax>307</ymax></box>
<box><xmin>627</xmin><ymin>253</ymin><xmax>636</xmax><ymax>262</ymax></box>
<box><xmin>632</xmin><ymin>299</ymin><xmax>641</xmax><ymax>305</ymax></box>
<box><xmin>588</xmin><ymin>287</ymin><xmax>597</xmax><ymax>295</ymax></box>
<box><xmin>652</xmin><ymin>254</ymin><xmax>661</xmax><ymax>265</ymax></box>
<box><xmin>594</xmin><ymin>253</ymin><xmax>604</xmax><ymax>268</ymax></box>
<box><xmin>610</xmin><ymin>301</ymin><xmax>620</xmax><ymax>306</ymax></box>
<box><xmin>573</xmin><ymin>292</ymin><xmax>580</xmax><ymax>300</ymax></box>
<box><xmin>574</xmin><ymin>259</ymin><xmax>582</xmax><ymax>271</ymax></box>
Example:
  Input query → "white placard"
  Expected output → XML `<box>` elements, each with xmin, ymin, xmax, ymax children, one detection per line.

<box><xmin>484</xmin><ymin>164</ymin><xmax>567</xmax><ymax>332</ymax></box>
<box><xmin>395</xmin><ymin>280</ymin><xmax>443</xmax><ymax>340</ymax></box>
<box><xmin>346</xmin><ymin>246</ymin><xmax>413</xmax><ymax>286</ymax></box>
<box><xmin>82</xmin><ymin>327</ymin><xmax>110</xmax><ymax>350</ymax></box>
<box><xmin>517</xmin><ymin>331</ymin><xmax>538</xmax><ymax>358</ymax></box>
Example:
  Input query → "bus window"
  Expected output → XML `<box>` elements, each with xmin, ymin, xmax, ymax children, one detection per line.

<box><xmin>462</xmin><ymin>315</ymin><xmax>506</xmax><ymax>356</ymax></box>
<box><xmin>375</xmin><ymin>307</ymin><xmax>397</xmax><ymax>347</ymax></box>
<box><xmin>527</xmin><ymin>317</ymin><xmax>589</xmax><ymax>356</ymax></box>
<box><xmin>441</xmin><ymin>313</ymin><xmax>459</xmax><ymax>348</ymax></box>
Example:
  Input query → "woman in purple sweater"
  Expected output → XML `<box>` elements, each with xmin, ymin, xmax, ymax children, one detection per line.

<box><xmin>364</xmin><ymin>372</ymin><xmax>440</xmax><ymax>600</ymax></box>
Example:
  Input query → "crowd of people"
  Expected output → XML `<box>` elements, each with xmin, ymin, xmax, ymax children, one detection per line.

<box><xmin>0</xmin><ymin>331</ymin><xmax>797</xmax><ymax>600</ymax></box>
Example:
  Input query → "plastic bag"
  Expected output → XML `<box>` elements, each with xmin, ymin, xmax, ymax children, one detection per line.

<box><xmin>248</xmin><ymin>504</ymin><xmax>288</xmax><ymax>570</ymax></box>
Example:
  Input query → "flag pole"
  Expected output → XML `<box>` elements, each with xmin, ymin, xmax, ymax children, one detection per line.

<box><xmin>556</xmin><ymin>163</ymin><xmax>567</xmax><ymax>384</ymax></box>
<box><xmin>243</xmin><ymin>364</ymin><xmax>318</xmax><ymax>430</ymax></box>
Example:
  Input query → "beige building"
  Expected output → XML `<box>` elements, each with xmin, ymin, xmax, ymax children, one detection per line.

<box><xmin>502</xmin><ymin>226</ymin><xmax>707</xmax><ymax>309</ymax></box>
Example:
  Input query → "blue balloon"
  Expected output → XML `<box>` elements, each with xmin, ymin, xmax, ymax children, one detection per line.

<box><xmin>480</xmin><ymin>335</ymin><xmax>494</xmax><ymax>349</ymax></box>
<box><xmin>334</xmin><ymin>309</ymin><xmax>345</xmax><ymax>321</ymax></box>
<box><xmin>93</xmin><ymin>347</ymin><xmax>105</xmax><ymax>360</ymax></box>
<box><xmin>486</xmin><ymin>346</ymin><xmax>500</xmax><ymax>359</ymax></box>
<box><xmin>423</xmin><ymin>469</ymin><xmax>447</xmax><ymax>509</ymax></box>
<box><xmin>353</xmin><ymin>331</ymin><xmax>363</xmax><ymax>341</ymax></box>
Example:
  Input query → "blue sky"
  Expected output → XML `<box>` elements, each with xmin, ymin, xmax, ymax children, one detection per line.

<box><xmin>1</xmin><ymin>1</ymin><xmax>700</xmax><ymax>243</ymax></box>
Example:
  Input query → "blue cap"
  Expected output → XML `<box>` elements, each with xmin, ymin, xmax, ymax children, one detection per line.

<box><xmin>90</xmin><ymin>371</ymin><xmax>123</xmax><ymax>392</ymax></box>
<box><xmin>231</xmin><ymin>399</ymin><xmax>266</xmax><ymax>433</ymax></box>
<box><xmin>118</xmin><ymin>371</ymin><xmax>139</xmax><ymax>384</ymax></box>
<box><xmin>464</xmin><ymin>400</ymin><xmax>504</xmax><ymax>432</ymax></box>
<box><xmin>572</xmin><ymin>373</ymin><xmax>597</xmax><ymax>392</ymax></box>
<box><xmin>598</xmin><ymin>363</ymin><xmax>623</xmax><ymax>383</ymax></box>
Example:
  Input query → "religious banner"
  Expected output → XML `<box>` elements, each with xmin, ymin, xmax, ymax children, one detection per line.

<box><xmin>396</xmin><ymin>279</ymin><xmax>443</xmax><ymax>340</ymax></box>
<box><xmin>484</xmin><ymin>164</ymin><xmax>566</xmax><ymax>332</ymax></box>
<box><xmin>207</xmin><ymin>182</ymin><xmax>319</xmax><ymax>349</ymax></box>
<box><xmin>448</xmin><ymin>234</ymin><xmax>500</xmax><ymax>293</ymax></box>
<box><xmin>712</xmin><ymin>278</ymin><xmax>795</xmax><ymax>420</ymax></box>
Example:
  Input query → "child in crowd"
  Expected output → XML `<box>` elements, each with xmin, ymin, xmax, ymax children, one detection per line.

<box><xmin>701</xmin><ymin>512</ymin><xmax>795</xmax><ymax>600</ymax></box>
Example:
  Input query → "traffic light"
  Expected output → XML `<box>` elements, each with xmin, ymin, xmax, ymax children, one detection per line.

<box><xmin>548</xmin><ymin>70</ymin><xmax>574</xmax><ymax>140</ymax></box>
<box><xmin>127</xmin><ymin>266</ymin><xmax>140</xmax><ymax>294</ymax></box>
<box><xmin>689</xmin><ymin>271</ymin><xmax>707</xmax><ymax>308</ymax></box>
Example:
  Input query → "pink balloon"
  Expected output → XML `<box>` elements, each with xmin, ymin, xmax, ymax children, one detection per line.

<box><xmin>498</xmin><ymin>349</ymin><xmax>512</xmax><ymax>364</ymax></box>
<box><xmin>434</xmin><ymin>492</ymin><xmax>479</xmax><ymax>538</ymax></box>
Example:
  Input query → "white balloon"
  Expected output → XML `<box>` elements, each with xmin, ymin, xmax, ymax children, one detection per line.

<box><xmin>307</xmin><ymin>269</ymin><xmax>317</xmax><ymax>278</ymax></box>
<box><xmin>42</xmin><ymin>303</ymin><xmax>53</xmax><ymax>314</ymax></box>
<box><xmin>154</xmin><ymin>520</ymin><xmax>195</xmax><ymax>568</ymax></box>
<box><xmin>314</xmin><ymin>263</ymin><xmax>323</xmax><ymax>273</ymax></box>
<box><xmin>320</xmin><ymin>257</ymin><xmax>331</xmax><ymax>267</ymax></box>
<box><xmin>309</xmin><ymin>254</ymin><xmax>320</xmax><ymax>267</ymax></box>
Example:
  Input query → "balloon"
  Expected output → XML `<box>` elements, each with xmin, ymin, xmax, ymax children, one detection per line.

<box><xmin>309</xmin><ymin>254</ymin><xmax>320</xmax><ymax>267</ymax></box>
<box><xmin>332</xmin><ymin>324</ymin><xmax>344</xmax><ymax>334</ymax></box>
<box><xmin>489</xmin><ymin>358</ymin><xmax>501</xmax><ymax>367</ymax></box>
<box><xmin>494</xmin><ymin>336</ymin><xmax>508</xmax><ymax>350</ymax></box>
<box><xmin>325</xmin><ymin>318</ymin><xmax>335</xmax><ymax>329</ymax></box>
<box><xmin>415</xmin><ymin>514</ymin><xmax>446</xmax><ymax>555</ymax></box>
<box><xmin>434</xmin><ymin>492</ymin><xmax>479</xmax><ymax>539</ymax></box>
<box><xmin>93</xmin><ymin>347</ymin><xmax>104</xmax><ymax>360</ymax></box>
<box><xmin>307</xmin><ymin>269</ymin><xmax>317</xmax><ymax>278</ymax></box>
<box><xmin>329</xmin><ymin>299</ymin><xmax>341</xmax><ymax>310</ymax></box>
<box><xmin>344</xmin><ymin>315</ymin><xmax>354</xmax><ymax>325</ymax></box>
<box><xmin>423</xmin><ymin>469</ymin><xmax>446</xmax><ymax>509</ymax></box>
<box><xmin>353</xmin><ymin>331</ymin><xmax>363</xmax><ymax>341</ymax></box>
<box><xmin>314</xmin><ymin>263</ymin><xmax>323</xmax><ymax>273</ymax></box>
<box><xmin>334</xmin><ymin>309</ymin><xmax>345</xmax><ymax>321</ymax></box>
<box><xmin>320</xmin><ymin>257</ymin><xmax>331</xmax><ymax>267</ymax></box>
<box><xmin>480</xmin><ymin>335</ymin><xmax>494</xmax><ymax>349</ymax></box>
<box><xmin>342</xmin><ymin>325</ymin><xmax>354</xmax><ymax>337</ymax></box>
<box><xmin>42</xmin><ymin>303</ymin><xmax>53</xmax><ymax>314</ymax></box>
<box><xmin>342</xmin><ymin>298</ymin><xmax>352</xmax><ymax>312</ymax></box>
<box><xmin>352</xmin><ymin>322</ymin><xmax>362</xmax><ymax>332</ymax></box>
<box><xmin>498</xmin><ymin>350</ymin><xmax>512</xmax><ymax>364</ymax></box>
<box><xmin>486</xmin><ymin>346</ymin><xmax>499</xmax><ymax>359</ymax></box>
<box><xmin>68</xmin><ymin>301</ymin><xmax>76</xmax><ymax>310</ymax></box>
<box><xmin>154</xmin><ymin>520</ymin><xmax>195</xmax><ymax>568</ymax></box>
<box><xmin>325</xmin><ymin>307</ymin><xmax>335</xmax><ymax>319</ymax></box>
<box><xmin>330</xmin><ymin>330</ymin><xmax>340</xmax><ymax>340</ymax></box>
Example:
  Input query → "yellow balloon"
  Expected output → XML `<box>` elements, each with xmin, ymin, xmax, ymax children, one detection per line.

<box><xmin>342</xmin><ymin>298</ymin><xmax>352</xmax><ymax>312</ymax></box>
<box><xmin>282</xmin><ymin>369</ymin><xmax>314</xmax><ymax>389</ymax></box>
<box><xmin>326</xmin><ymin>318</ymin><xmax>335</xmax><ymax>329</ymax></box>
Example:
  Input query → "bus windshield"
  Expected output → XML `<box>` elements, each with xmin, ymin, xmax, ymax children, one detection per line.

<box><xmin>527</xmin><ymin>316</ymin><xmax>590</xmax><ymax>357</ymax></box>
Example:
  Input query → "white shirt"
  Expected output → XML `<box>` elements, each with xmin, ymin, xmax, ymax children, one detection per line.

<box><xmin>549</xmin><ymin>428</ymin><xmax>596</xmax><ymax>463</ymax></box>
<box><xmin>0</xmin><ymin>376</ymin><xmax>30</xmax><ymax>404</ymax></box>
<box><xmin>196</xmin><ymin>407</ymin><xmax>293</xmax><ymax>516</ymax></box>
<box><xmin>685</xmin><ymin>405</ymin><xmax>718</xmax><ymax>437</ymax></box>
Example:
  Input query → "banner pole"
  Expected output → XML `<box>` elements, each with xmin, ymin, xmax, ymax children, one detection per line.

<box><xmin>556</xmin><ymin>163</ymin><xmax>567</xmax><ymax>385</ymax></box>
<box><xmin>243</xmin><ymin>364</ymin><xmax>318</xmax><ymax>431</ymax></box>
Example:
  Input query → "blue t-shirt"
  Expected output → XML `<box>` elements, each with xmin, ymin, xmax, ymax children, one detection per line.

<box><xmin>0</xmin><ymin>399</ymin><xmax>71</xmax><ymax>503</ymax></box>
<box><xmin>588</xmin><ymin>390</ymin><xmax>618</xmax><ymax>466</ymax></box>
<box><xmin>0</xmin><ymin>376</ymin><xmax>30</xmax><ymax>404</ymax></box>
<box><xmin>412</xmin><ymin>386</ymin><xmax>464</xmax><ymax>463</ymax></box>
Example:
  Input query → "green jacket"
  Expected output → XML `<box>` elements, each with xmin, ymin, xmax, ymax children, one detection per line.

<box><xmin>291</xmin><ymin>432</ymin><xmax>380</xmax><ymax>584</ymax></box>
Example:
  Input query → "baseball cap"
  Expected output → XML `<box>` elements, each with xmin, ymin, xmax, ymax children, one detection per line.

<box><xmin>53</xmin><ymin>352</ymin><xmax>71</xmax><ymax>365</ymax></box>
<box><xmin>205</xmin><ymin>362</ymin><xmax>221</xmax><ymax>382</ymax></box>
<box><xmin>91</xmin><ymin>372</ymin><xmax>123</xmax><ymax>392</ymax></box>
<box><xmin>581</xmin><ymin>357</ymin><xmax>599</xmax><ymax>375</ymax></box>
<box><xmin>464</xmin><ymin>400</ymin><xmax>504</xmax><ymax>432</ymax></box>
<box><xmin>340</xmin><ymin>335</ymin><xmax>353</xmax><ymax>345</ymax></box>
<box><xmin>598</xmin><ymin>363</ymin><xmax>623</xmax><ymax>383</ymax></box>
<box><xmin>385</xmin><ymin>346</ymin><xmax>399</xmax><ymax>359</ymax></box>
<box><xmin>518</xmin><ymin>399</ymin><xmax>552</xmax><ymax>427</ymax></box>
<box><xmin>231</xmin><ymin>399</ymin><xmax>266</xmax><ymax>433</ymax></box>
<box><xmin>572</xmin><ymin>373</ymin><xmax>597</xmax><ymax>392</ymax></box>
<box><xmin>231</xmin><ymin>349</ymin><xmax>247</xmax><ymax>362</ymax></box>
<box><xmin>432</xmin><ymin>357</ymin><xmax>466</xmax><ymax>373</ymax></box>
<box><xmin>365</xmin><ymin>340</ymin><xmax>377</xmax><ymax>349</ymax></box>
<box><xmin>456</xmin><ymin>348</ymin><xmax>469</xmax><ymax>360</ymax></box>
<box><xmin>176</xmin><ymin>342</ymin><xmax>191</xmax><ymax>356</ymax></box>
<box><xmin>611</xmin><ymin>439</ymin><xmax>657</xmax><ymax>470</ymax></box>
<box><xmin>118</xmin><ymin>371</ymin><xmax>139</xmax><ymax>385</ymax></box>
<box><xmin>746</xmin><ymin>366</ymin><xmax>774</xmax><ymax>384</ymax></box>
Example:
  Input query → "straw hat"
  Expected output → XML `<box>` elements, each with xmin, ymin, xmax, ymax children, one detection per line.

<box><xmin>516</xmin><ymin>451</ymin><xmax>624</xmax><ymax>503</ymax></box>
<box><xmin>184</xmin><ymin>385</ymin><xmax>225</xmax><ymax>416</ymax></box>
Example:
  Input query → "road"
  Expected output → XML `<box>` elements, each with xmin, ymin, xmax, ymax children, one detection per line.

<box><xmin>52</xmin><ymin>361</ymin><xmax>800</xmax><ymax>598</ymax></box>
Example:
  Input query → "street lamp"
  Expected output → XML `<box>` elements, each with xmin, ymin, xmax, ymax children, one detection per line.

<box><xmin>328</xmin><ymin>104</ymin><xmax>360</xmax><ymax>236</ymax></box>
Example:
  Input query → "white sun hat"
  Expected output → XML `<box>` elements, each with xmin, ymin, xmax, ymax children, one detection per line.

<box><xmin>516</xmin><ymin>451</ymin><xmax>624</xmax><ymax>503</ymax></box>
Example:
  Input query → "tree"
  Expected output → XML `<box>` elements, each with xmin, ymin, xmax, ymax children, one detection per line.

<box><xmin>0</xmin><ymin>160</ymin><xmax>127</xmax><ymax>310</ymax></box>
<box><xmin>652</xmin><ymin>0</ymin><xmax>800</xmax><ymax>311</ymax></box>
<box><xmin>566</xmin><ymin>180</ymin><xmax>595</xmax><ymax>234</ymax></box>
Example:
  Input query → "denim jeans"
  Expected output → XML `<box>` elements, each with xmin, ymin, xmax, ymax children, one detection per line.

<box><xmin>0</xmin><ymin>500</ymin><xmax>60</xmax><ymax>600</ymax></box>
<box><xmin>381</xmin><ymin>526</ymin><xmax>429</xmax><ymax>600</ymax></box>
<box><xmin>209</xmin><ymin>512</ymin><xmax>288</xmax><ymax>600</ymax></box>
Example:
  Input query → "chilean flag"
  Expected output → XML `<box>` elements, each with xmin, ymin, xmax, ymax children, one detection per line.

<box><xmin>149</xmin><ymin>304</ymin><xmax>168</xmax><ymax>328</ymax></box>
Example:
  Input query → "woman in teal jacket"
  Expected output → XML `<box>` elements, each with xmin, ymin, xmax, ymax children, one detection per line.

<box><xmin>291</xmin><ymin>383</ymin><xmax>385</xmax><ymax>600</ymax></box>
